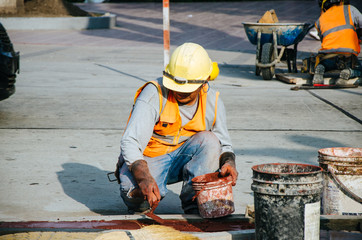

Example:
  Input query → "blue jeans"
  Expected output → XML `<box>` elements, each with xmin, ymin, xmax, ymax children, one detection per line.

<box><xmin>118</xmin><ymin>131</ymin><xmax>221</xmax><ymax>212</ymax></box>
<box><xmin>320</xmin><ymin>55</ymin><xmax>362</xmax><ymax>73</ymax></box>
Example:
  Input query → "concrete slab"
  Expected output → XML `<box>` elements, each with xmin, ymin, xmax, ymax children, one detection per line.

<box><xmin>0</xmin><ymin>1</ymin><xmax>361</xmax><ymax>233</ymax></box>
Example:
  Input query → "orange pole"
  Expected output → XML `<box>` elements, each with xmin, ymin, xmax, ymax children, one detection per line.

<box><xmin>163</xmin><ymin>0</ymin><xmax>170</xmax><ymax>68</ymax></box>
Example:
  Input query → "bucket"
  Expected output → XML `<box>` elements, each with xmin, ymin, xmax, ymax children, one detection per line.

<box><xmin>191</xmin><ymin>172</ymin><xmax>234</xmax><ymax>218</ymax></box>
<box><xmin>251</xmin><ymin>163</ymin><xmax>323</xmax><ymax>240</ymax></box>
<box><xmin>318</xmin><ymin>147</ymin><xmax>362</xmax><ymax>215</ymax></box>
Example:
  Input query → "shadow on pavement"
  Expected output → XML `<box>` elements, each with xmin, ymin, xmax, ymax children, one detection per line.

<box><xmin>57</xmin><ymin>162</ymin><xmax>183</xmax><ymax>215</ymax></box>
<box><xmin>57</xmin><ymin>162</ymin><xmax>126</xmax><ymax>215</ymax></box>
<box><xmin>77</xmin><ymin>1</ymin><xmax>321</xmax><ymax>52</ymax></box>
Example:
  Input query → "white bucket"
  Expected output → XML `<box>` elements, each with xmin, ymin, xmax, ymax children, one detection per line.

<box><xmin>318</xmin><ymin>147</ymin><xmax>362</xmax><ymax>215</ymax></box>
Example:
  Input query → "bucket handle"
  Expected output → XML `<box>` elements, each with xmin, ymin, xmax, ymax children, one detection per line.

<box><xmin>328</xmin><ymin>166</ymin><xmax>362</xmax><ymax>203</ymax></box>
<box><xmin>191</xmin><ymin>186</ymin><xmax>205</xmax><ymax>202</ymax></box>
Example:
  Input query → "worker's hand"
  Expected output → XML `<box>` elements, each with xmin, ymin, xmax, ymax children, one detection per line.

<box><xmin>219</xmin><ymin>152</ymin><xmax>238</xmax><ymax>186</ymax></box>
<box><xmin>130</xmin><ymin>160</ymin><xmax>161</xmax><ymax>209</ymax></box>
<box><xmin>137</xmin><ymin>176</ymin><xmax>160</xmax><ymax>208</ymax></box>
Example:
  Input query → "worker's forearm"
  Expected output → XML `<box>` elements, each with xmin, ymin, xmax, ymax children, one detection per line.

<box><xmin>212</xmin><ymin>97</ymin><xmax>234</xmax><ymax>154</ymax></box>
<box><xmin>130</xmin><ymin>160</ymin><xmax>152</xmax><ymax>182</ymax></box>
<box><xmin>219</xmin><ymin>152</ymin><xmax>238</xmax><ymax>186</ymax></box>
<box><xmin>130</xmin><ymin>159</ymin><xmax>161</xmax><ymax>208</ymax></box>
<box><xmin>219</xmin><ymin>152</ymin><xmax>236</xmax><ymax>168</ymax></box>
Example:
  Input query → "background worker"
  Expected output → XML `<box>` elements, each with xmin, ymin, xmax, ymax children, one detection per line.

<box><xmin>313</xmin><ymin>0</ymin><xmax>362</xmax><ymax>85</ymax></box>
<box><xmin>115</xmin><ymin>42</ymin><xmax>238</xmax><ymax>214</ymax></box>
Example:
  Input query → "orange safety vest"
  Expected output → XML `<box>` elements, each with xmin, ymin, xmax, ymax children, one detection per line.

<box><xmin>129</xmin><ymin>81</ymin><xmax>220</xmax><ymax>158</ymax></box>
<box><xmin>316</xmin><ymin>5</ymin><xmax>360</xmax><ymax>56</ymax></box>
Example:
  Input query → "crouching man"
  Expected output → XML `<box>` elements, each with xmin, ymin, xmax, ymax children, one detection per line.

<box><xmin>116</xmin><ymin>42</ymin><xmax>238</xmax><ymax>214</ymax></box>
<box><xmin>313</xmin><ymin>0</ymin><xmax>362</xmax><ymax>85</ymax></box>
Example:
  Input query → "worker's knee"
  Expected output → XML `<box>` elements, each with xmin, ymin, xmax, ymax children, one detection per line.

<box><xmin>192</xmin><ymin>131</ymin><xmax>220</xmax><ymax>149</ymax></box>
<box><xmin>183</xmin><ymin>131</ymin><xmax>221</xmax><ymax>170</ymax></box>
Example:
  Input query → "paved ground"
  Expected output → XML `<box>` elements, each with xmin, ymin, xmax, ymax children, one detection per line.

<box><xmin>0</xmin><ymin>1</ymin><xmax>361</xmax><ymax>234</ymax></box>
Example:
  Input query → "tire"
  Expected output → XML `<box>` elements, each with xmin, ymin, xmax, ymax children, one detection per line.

<box><xmin>261</xmin><ymin>43</ymin><xmax>275</xmax><ymax>80</ymax></box>
<box><xmin>0</xmin><ymin>22</ymin><xmax>19</xmax><ymax>101</ymax></box>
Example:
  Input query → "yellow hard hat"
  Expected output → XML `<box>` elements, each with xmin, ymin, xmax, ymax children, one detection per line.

<box><xmin>163</xmin><ymin>42</ymin><xmax>213</xmax><ymax>93</ymax></box>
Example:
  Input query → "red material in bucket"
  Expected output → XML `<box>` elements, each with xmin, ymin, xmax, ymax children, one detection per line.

<box><xmin>192</xmin><ymin>172</ymin><xmax>235</xmax><ymax>218</ymax></box>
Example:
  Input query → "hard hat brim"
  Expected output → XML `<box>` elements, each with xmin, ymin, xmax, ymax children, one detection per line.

<box><xmin>162</xmin><ymin>74</ymin><xmax>203</xmax><ymax>93</ymax></box>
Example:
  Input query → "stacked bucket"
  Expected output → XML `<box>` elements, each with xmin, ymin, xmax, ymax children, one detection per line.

<box><xmin>251</xmin><ymin>147</ymin><xmax>362</xmax><ymax>240</ymax></box>
<box><xmin>318</xmin><ymin>147</ymin><xmax>362</xmax><ymax>215</ymax></box>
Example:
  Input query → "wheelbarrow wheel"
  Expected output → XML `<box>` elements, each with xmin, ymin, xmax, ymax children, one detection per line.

<box><xmin>261</xmin><ymin>43</ymin><xmax>275</xmax><ymax>80</ymax></box>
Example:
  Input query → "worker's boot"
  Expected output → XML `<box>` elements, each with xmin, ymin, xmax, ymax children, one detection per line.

<box><xmin>336</xmin><ymin>68</ymin><xmax>361</xmax><ymax>85</ymax></box>
<box><xmin>313</xmin><ymin>64</ymin><xmax>325</xmax><ymax>84</ymax></box>
<box><xmin>340</xmin><ymin>68</ymin><xmax>352</xmax><ymax>79</ymax></box>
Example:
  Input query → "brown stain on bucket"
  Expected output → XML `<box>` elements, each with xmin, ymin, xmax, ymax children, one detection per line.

<box><xmin>319</xmin><ymin>147</ymin><xmax>362</xmax><ymax>175</ymax></box>
<box><xmin>192</xmin><ymin>172</ymin><xmax>235</xmax><ymax>218</ymax></box>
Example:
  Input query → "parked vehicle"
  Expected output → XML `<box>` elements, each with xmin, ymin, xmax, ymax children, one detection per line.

<box><xmin>0</xmin><ymin>22</ymin><xmax>19</xmax><ymax>101</ymax></box>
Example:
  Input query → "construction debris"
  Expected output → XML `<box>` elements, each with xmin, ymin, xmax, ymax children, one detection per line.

<box><xmin>245</xmin><ymin>204</ymin><xmax>255</xmax><ymax>220</ymax></box>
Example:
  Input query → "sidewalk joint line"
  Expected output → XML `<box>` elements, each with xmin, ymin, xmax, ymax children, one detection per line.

<box><xmin>0</xmin><ymin>128</ymin><xmax>360</xmax><ymax>133</ymax></box>
<box><xmin>306</xmin><ymin>90</ymin><xmax>362</xmax><ymax>125</ymax></box>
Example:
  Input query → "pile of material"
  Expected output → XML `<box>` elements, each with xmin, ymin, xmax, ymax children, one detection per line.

<box><xmin>258</xmin><ymin>9</ymin><xmax>279</xmax><ymax>23</ymax></box>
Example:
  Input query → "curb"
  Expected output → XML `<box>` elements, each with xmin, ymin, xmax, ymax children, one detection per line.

<box><xmin>0</xmin><ymin>13</ymin><xmax>116</xmax><ymax>30</ymax></box>
<box><xmin>0</xmin><ymin>215</ymin><xmax>361</xmax><ymax>239</ymax></box>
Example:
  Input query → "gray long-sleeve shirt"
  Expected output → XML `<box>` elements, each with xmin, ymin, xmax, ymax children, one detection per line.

<box><xmin>120</xmin><ymin>83</ymin><xmax>233</xmax><ymax>166</ymax></box>
<box><xmin>350</xmin><ymin>5</ymin><xmax>362</xmax><ymax>29</ymax></box>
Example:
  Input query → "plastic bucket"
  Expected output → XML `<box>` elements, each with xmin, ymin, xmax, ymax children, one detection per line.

<box><xmin>318</xmin><ymin>147</ymin><xmax>362</xmax><ymax>215</ymax></box>
<box><xmin>251</xmin><ymin>163</ymin><xmax>323</xmax><ymax>240</ymax></box>
<box><xmin>191</xmin><ymin>172</ymin><xmax>234</xmax><ymax>218</ymax></box>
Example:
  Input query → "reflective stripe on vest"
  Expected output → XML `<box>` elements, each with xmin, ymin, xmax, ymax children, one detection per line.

<box><xmin>317</xmin><ymin>5</ymin><xmax>360</xmax><ymax>56</ymax></box>
<box><xmin>133</xmin><ymin>81</ymin><xmax>219</xmax><ymax>158</ymax></box>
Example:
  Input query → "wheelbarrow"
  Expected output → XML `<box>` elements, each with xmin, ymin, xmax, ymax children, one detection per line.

<box><xmin>242</xmin><ymin>22</ymin><xmax>313</xmax><ymax>80</ymax></box>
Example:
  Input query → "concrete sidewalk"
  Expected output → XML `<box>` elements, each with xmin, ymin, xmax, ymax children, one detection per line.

<box><xmin>0</xmin><ymin>1</ymin><xmax>361</xmax><ymax>237</ymax></box>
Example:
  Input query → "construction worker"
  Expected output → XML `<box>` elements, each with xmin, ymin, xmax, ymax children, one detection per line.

<box><xmin>313</xmin><ymin>0</ymin><xmax>362</xmax><ymax>85</ymax></box>
<box><xmin>115</xmin><ymin>43</ymin><xmax>238</xmax><ymax>214</ymax></box>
